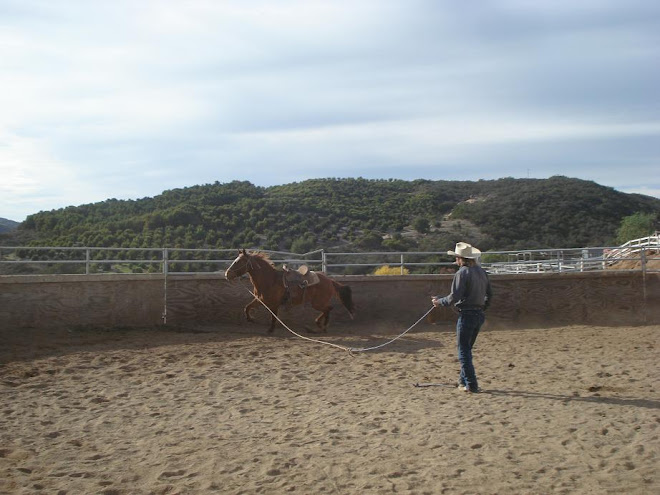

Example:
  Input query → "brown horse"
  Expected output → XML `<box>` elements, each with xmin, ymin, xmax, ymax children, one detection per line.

<box><xmin>224</xmin><ymin>249</ymin><xmax>356</xmax><ymax>333</ymax></box>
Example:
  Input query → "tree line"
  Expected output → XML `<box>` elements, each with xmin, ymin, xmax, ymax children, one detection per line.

<box><xmin>3</xmin><ymin>176</ymin><xmax>659</xmax><ymax>254</ymax></box>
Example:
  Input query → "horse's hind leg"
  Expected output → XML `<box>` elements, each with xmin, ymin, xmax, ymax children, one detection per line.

<box><xmin>315</xmin><ymin>308</ymin><xmax>331</xmax><ymax>333</ymax></box>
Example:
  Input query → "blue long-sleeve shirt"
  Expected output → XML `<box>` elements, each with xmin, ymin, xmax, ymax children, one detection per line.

<box><xmin>437</xmin><ymin>265</ymin><xmax>492</xmax><ymax>310</ymax></box>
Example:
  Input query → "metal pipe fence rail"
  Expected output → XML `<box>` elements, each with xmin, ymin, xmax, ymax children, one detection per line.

<box><xmin>0</xmin><ymin>244</ymin><xmax>658</xmax><ymax>276</ymax></box>
<box><xmin>0</xmin><ymin>247</ymin><xmax>324</xmax><ymax>276</ymax></box>
<box><xmin>322</xmin><ymin>247</ymin><xmax>659</xmax><ymax>275</ymax></box>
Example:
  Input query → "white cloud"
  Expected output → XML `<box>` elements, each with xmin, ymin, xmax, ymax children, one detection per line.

<box><xmin>0</xmin><ymin>132</ymin><xmax>106</xmax><ymax>220</ymax></box>
<box><xmin>0</xmin><ymin>0</ymin><xmax>659</xmax><ymax>222</ymax></box>
<box><xmin>620</xmin><ymin>186</ymin><xmax>660</xmax><ymax>198</ymax></box>
<box><xmin>230</xmin><ymin>117</ymin><xmax>660</xmax><ymax>159</ymax></box>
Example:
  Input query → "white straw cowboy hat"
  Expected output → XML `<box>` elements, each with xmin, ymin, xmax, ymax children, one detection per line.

<box><xmin>448</xmin><ymin>242</ymin><xmax>481</xmax><ymax>259</ymax></box>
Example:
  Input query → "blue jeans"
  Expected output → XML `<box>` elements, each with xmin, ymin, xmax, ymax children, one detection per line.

<box><xmin>456</xmin><ymin>310</ymin><xmax>485</xmax><ymax>391</ymax></box>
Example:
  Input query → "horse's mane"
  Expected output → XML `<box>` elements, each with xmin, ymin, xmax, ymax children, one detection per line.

<box><xmin>249</xmin><ymin>251</ymin><xmax>275</xmax><ymax>267</ymax></box>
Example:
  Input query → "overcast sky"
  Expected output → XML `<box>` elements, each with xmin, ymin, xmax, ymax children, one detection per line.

<box><xmin>1</xmin><ymin>0</ymin><xmax>659</xmax><ymax>222</ymax></box>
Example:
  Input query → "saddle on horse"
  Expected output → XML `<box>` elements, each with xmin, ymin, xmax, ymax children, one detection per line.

<box><xmin>283</xmin><ymin>265</ymin><xmax>320</xmax><ymax>288</ymax></box>
<box><xmin>282</xmin><ymin>265</ymin><xmax>320</xmax><ymax>305</ymax></box>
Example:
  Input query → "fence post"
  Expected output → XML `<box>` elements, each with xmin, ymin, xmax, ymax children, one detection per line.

<box><xmin>641</xmin><ymin>247</ymin><xmax>647</xmax><ymax>324</ymax></box>
<box><xmin>400</xmin><ymin>254</ymin><xmax>404</xmax><ymax>275</ymax></box>
<box><xmin>641</xmin><ymin>247</ymin><xmax>647</xmax><ymax>274</ymax></box>
<box><xmin>85</xmin><ymin>248</ymin><xmax>90</xmax><ymax>275</ymax></box>
<box><xmin>162</xmin><ymin>248</ymin><xmax>169</xmax><ymax>325</ymax></box>
<box><xmin>162</xmin><ymin>248</ymin><xmax>169</xmax><ymax>274</ymax></box>
<box><xmin>322</xmin><ymin>250</ymin><xmax>326</xmax><ymax>274</ymax></box>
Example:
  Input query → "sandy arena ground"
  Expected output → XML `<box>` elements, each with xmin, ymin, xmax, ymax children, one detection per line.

<box><xmin>1</xmin><ymin>321</ymin><xmax>658</xmax><ymax>494</ymax></box>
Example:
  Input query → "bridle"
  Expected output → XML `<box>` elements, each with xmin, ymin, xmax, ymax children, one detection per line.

<box><xmin>226</xmin><ymin>253</ymin><xmax>257</xmax><ymax>278</ymax></box>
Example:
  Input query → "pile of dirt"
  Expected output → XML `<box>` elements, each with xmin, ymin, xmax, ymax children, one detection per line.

<box><xmin>607</xmin><ymin>250</ymin><xmax>660</xmax><ymax>270</ymax></box>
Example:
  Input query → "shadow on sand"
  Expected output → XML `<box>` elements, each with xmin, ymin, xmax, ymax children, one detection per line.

<box><xmin>483</xmin><ymin>388</ymin><xmax>660</xmax><ymax>410</ymax></box>
<box><xmin>0</xmin><ymin>322</ymin><xmax>447</xmax><ymax>364</ymax></box>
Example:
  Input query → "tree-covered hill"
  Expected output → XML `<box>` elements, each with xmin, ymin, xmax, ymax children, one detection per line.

<box><xmin>3</xmin><ymin>176</ymin><xmax>659</xmax><ymax>252</ymax></box>
<box><xmin>0</xmin><ymin>218</ymin><xmax>19</xmax><ymax>234</ymax></box>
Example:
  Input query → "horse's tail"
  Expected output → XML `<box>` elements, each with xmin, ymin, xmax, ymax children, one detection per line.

<box><xmin>333</xmin><ymin>281</ymin><xmax>356</xmax><ymax>319</ymax></box>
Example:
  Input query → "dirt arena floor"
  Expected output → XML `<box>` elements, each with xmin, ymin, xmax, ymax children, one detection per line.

<box><xmin>1</xmin><ymin>321</ymin><xmax>658</xmax><ymax>494</ymax></box>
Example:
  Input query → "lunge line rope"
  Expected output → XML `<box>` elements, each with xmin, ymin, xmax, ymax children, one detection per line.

<box><xmin>347</xmin><ymin>306</ymin><xmax>435</xmax><ymax>353</ymax></box>
<box><xmin>245</xmin><ymin>287</ymin><xmax>352</xmax><ymax>352</ymax></box>
<box><xmin>243</xmin><ymin>285</ymin><xmax>435</xmax><ymax>354</ymax></box>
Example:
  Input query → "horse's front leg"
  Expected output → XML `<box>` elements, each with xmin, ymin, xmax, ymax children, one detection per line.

<box><xmin>268</xmin><ymin>310</ymin><xmax>278</xmax><ymax>333</ymax></box>
<box><xmin>266</xmin><ymin>303</ymin><xmax>282</xmax><ymax>333</ymax></box>
<box><xmin>244</xmin><ymin>298</ymin><xmax>261</xmax><ymax>323</ymax></box>
<box><xmin>268</xmin><ymin>288</ymin><xmax>287</xmax><ymax>333</ymax></box>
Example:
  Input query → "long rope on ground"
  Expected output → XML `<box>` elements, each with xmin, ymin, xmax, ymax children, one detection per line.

<box><xmin>348</xmin><ymin>306</ymin><xmax>435</xmax><ymax>353</ymax></box>
<box><xmin>243</xmin><ymin>284</ymin><xmax>435</xmax><ymax>355</ymax></box>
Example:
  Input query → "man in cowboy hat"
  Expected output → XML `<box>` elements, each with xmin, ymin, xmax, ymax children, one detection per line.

<box><xmin>431</xmin><ymin>242</ymin><xmax>492</xmax><ymax>393</ymax></box>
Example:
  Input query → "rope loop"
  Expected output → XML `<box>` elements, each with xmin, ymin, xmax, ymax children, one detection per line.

<box><xmin>244</xmin><ymin>286</ymin><xmax>353</xmax><ymax>353</ymax></box>
<box><xmin>348</xmin><ymin>306</ymin><xmax>435</xmax><ymax>353</ymax></box>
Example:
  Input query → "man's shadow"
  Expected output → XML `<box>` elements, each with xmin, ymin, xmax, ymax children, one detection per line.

<box><xmin>483</xmin><ymin>389</ymin><xmax>660</xmax><ymax>410</ymax></box>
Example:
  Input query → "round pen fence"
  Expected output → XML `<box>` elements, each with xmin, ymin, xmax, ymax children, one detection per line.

<box><xmin>1</xmin><ymin>235</ymin><xmax>658</xmax><ymax>330</ymax></box>
<box><xmin>0</xmin><ymin>247</ymin><xmax>325</xmax><ymax>276</ymax></box>
<box><xmin>1</xmin><ymin>235</ymin><xmax>658</xmax><ymax>276</ymax></box>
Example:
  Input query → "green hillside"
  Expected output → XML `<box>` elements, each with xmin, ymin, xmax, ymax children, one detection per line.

<box><xmin>3</xmin><ymin>176</ymin><xmax>659</xmax><ymax>252</ymax></box>
<box><xmin>0</xmin><ymin>218</ymin><xmax>19</xmax><ymax>234</ymax></box>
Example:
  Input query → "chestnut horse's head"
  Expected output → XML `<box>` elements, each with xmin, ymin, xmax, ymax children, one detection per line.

<box><xmin>225</xmin><ymin>249</ymin><xmax>250</xmax><ymax>280</ymax></box>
